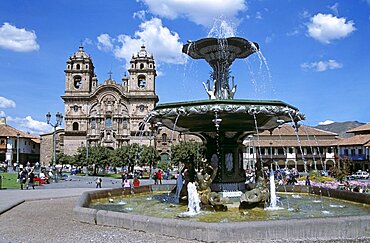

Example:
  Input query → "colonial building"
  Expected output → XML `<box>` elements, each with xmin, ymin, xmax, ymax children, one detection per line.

<box><xmin>61</xmin><ymin>45</ymin><xmax>159</xmax><ymax>155</ymax></box>
<box><xmin>243</xmin><ymin>124</ymin><xmax>338</xmax><ymax>172</ymax></box>
<box><xmin>0</xmin><ymin>117</ymin><xmax>40</xmax><ymax>167</ymax></box>
<box><xmin>337</xmin><ymin>123</ymin><xmax>370</xmax><ymax>172</ymax></box>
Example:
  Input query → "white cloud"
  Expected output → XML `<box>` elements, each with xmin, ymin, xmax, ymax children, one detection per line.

<box><xmin>83</xmin><ymin>38</ymin><xmax>93</xmax><ymax>46</ymax></box>
<box><xmin>0</xmin><ymin>111</ymin><xmax>5</xmax><ymax>117</ymax></box>
<box><xmin>97</xmin><ymin>33</ymin><xmax>114</xmax><ymax>52</ymax></box>
<box><xmin>140</xmin><ymin>0</ymin><xmax>246</xmax><ymax>28</ymax></box>
<box><xmin>255</xmin><ymin>11</ymin><xmax>263</xmax><ymax>20</ymax></box>
<box><xmin>301</xmin><ymin>59</ymin><xmax>343</xmax><ymax>72</ymax></box>
<box><xmin>133</xmin><ymin>10</ymin><xmax>147</xmax><ymax>21</ymax></box>
<box><xmin>0</xmin><ymin>96</ymin><xmax>16</xmax><ymax>108</ymax></box>
<box><xmin>318</xmin><ymin>120</ymin><xmax>335</xmax><ymax>125</ymax></box>
<box><xmin>7</xmin><ymin>116</ymin><xmax>52</xmax><ymax>135</ymax></box>
<box><xmin>98</xmin><ymin>18</ymin><xmax>185</xmax><ymax>66</ymax></box>
<box><xmin>0</xmin><ymin>22</ymin><xmax>40</xmax><ymax>52</ymax></box>
<box><xmin>307</xmin><ymin>13</ymin><xmax>356</xmax><ymax>44</ymax></box>
<box><xmin>328</xmin><ymin>3</ymin><xmax>339</xmax><ymax>16</ymax></box>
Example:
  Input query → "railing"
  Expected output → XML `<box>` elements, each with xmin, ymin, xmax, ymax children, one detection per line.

<box><xmin>340</xmin><ymin>154</ymin><xmax>367</xmax><ymax>161</ymax></box>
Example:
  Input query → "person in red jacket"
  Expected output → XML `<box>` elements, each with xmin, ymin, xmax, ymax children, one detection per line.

<box><xmin>157</xmin><ymin>170</ymin><xmax>162</xmax><ymax>184</ymax></box>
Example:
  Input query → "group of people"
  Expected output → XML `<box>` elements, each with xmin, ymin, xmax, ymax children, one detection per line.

<box><xmin>17</xmin><ymin>167</ymin><xmax>36</xmax><ymax>190</ymax></box>
<box><xmin>153</xmin><ymin>170</ymin><xmax>163</xmax><ymax>184</ymax></box>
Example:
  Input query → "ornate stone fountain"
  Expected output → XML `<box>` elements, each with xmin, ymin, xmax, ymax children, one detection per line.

<box><xmin>147</xmin><ymin>37</ymin><xmax>304</xmax><ymax>207</ymax></box>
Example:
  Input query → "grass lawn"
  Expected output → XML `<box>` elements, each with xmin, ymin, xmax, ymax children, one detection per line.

<box><xmin>0</xmin><ymin>172</ymin><xmax>19</xmax><ymax>189</ymax></box>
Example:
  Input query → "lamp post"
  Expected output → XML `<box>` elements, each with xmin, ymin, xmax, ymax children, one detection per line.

<box><xmin>46</xmin><ymin>112</ymin><xmax>63</xmax><ymax>182</ymax></box>
<box><xmin>16</xmin><ymin>133</ymin><xmax>20</xmax><ymax>171</ymax></box>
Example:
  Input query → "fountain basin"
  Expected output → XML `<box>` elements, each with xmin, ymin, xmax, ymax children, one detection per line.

<box><xmin>74</xmin><ymin>185</ymin><xmax>370</xmax><ymax>242</ymax></box>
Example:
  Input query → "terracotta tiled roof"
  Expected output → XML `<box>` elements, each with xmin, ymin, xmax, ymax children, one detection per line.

<box><xmin>346</xmin><ymin>123</ymin><xmax>370</xmax><ymax>133</ymax></box>
<box><xmin>258</xmin><ymin>124</ymin><xmax>338</xmax><ymax>137</ymax></box>
<box><xmin>336</xmin><ymin>134</ymin><xmax>370</xmax><ymax>146</ymax></box>
<box><xmin>0</xmin><ymin>124</ymin><xmax>39</xmax><ymax>139</ymax></box>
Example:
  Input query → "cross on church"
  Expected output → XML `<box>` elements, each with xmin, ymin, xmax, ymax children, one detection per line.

<box><xmin>108</xmin><ymin>71</ymin><xmax>113</xmax><ymax>80</ymax></box>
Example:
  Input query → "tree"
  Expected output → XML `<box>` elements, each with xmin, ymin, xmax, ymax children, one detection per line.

<box><xmin>139</xmin><ymin>144</ymin><xmax>160</xmax><ymax>168</ymax></box>
<box><xmin>56</xmin><ymin>153</ymin><xmax>74</xmax><ymax>168</ymax></box>
<box><xmin>87</xmin><ymin>145</ymin><xmax>112</xmax><ymax>175</ymax></box>
<box><xmin>171</xmin><ymin>141</ymin><xmax>205</xmax><ymax>169</ymax></box>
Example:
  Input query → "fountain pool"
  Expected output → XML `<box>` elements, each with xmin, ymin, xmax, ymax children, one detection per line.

<box><xmin>89</xmin><ymin>191</ymin><xmax>369</xmax><ymax>223</ymax></box>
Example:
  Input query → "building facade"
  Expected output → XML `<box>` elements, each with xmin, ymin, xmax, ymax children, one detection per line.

<box><xmin>0</xmin><ymin>117</ymin><xmax>40</xmax><ymax>167</ymax></box>
<box><xmin>243</xmin><ymin>125</ymin><xmax>338</xmax><ymax>172</ymax></box>
<box><xmin>337</xmin><ymin>123</ymin><xmax>370</xmax><ymax>172</ymax></box>
<box><xmin>61</xmin><ymin>45</ymin><xmax>159</xmax><ymax>155</ymax></box>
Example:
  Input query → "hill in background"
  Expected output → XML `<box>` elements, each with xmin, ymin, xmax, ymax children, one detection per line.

<box><xmin>314</xmin><ymin>121</ymin><xmax>365</xmax><ymax>138</ymax></box>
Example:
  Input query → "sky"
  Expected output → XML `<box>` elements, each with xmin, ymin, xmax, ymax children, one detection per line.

<box><xmin>0</xmin><ymin>0</ymin><xmax>369</xmax><ymax>135</ymax></box>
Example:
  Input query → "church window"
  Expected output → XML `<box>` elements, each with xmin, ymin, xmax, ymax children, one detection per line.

<box><xmin>131</xmin><ymin>64</ymin><xmax>134</xmax><ymax>68</ymax></box>
<box><xmin>105</xmin><ymin>117</ymin><xmax>112</xmax><ymax>128</ymax></box>
<box><xmin>138</xmin><ymin>75</ymin><xmax>146</xmax><ymax>88</ymax></box>
<box><xmin>73</xmin><ymin>122</ymin><xmax>79</xmax><ymax>131</ymax></box>
<box><xmin>67</xmin><ymin>65</ymin><xmax>70</xmax><ymax>69</ymax></box>
<box><xmin>76</xmin><ymin>64</ymin><xmax>81</xmax><ymax>70</ymax></box>
<box><xmin>139</xmin><ymin>105</ymin><xmax>145</xmax><ymax>112</ymax></box>
<box><xmin>73</xmin><ymin>105</ymin><xmax>79</xmax><ymax>112</ymax></box>
<box><xmin>138</xmin><ymin>122</ymin><xmax>145</xmax><ymax>131</ymax></box>
<box><xmin>91</xmin><ymin>118</ymin><xmax>96</xmax><ymax>129</ymax></box>
<box><xmin>74</xmin><ymin>75</ymin><xmax>82</xmax><ymax>89</ymax></box>
<box><xmin>149</xmin><ymin>64</ymin><xmax>152</xmax><ymax>68</ymax></box>
<box><xmin>162</xmin><ymin>133</ymin><xmax>167</xmax><ymax>143</ymax></box>
<box><xmin>140</xmin><ymin>63</ymin><xmax>144</xmax><ymax>69</ymax></box>
<box><xmin>85</xmin><ymin>64</ymin><xmax>88</xmax><ymax>69</ymax></box>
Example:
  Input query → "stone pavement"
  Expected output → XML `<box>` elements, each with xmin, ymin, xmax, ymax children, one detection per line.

<box><xmin>0</xmin><ymin>175</ymin><xmax>175</xmax><ymax>215</ymax></box>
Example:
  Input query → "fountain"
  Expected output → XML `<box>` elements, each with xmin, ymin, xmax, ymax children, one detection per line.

<box><xmin>146</xmin><ymin>36</ymin><xmax>304</xmax><ymax>208</ymax></box>
<box><xmin>74</xmin><ymin>36</ymin><xmax>370</xmax><ymax>242</ymax></box>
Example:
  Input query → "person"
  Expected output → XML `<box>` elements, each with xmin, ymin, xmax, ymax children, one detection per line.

<box><xmin>153</xmin><ymin>171</ymin><xmax>158</xmax><ymax>184</ymax></box>
<box><xmin>157</xmin><ymin>170</ymin><xmax>162</xmax><ymax>185</ymax></box>
<box><xmin>27</xmin><ymin>169</ymin><xmax>35</xmax><ymax>190</ymax></box>
<box><xmin>305</xmin><ymin>175</ymin><xmax>311</xmax><ymax>186</ymax></box>
<box><xmin>39</xmin><ymin>170</ymin><xmax>49</xmax><ymax>184</ymax></box>
<box><xmin>123</xmin><ymin>178</ymin><xmax>131</xmax><ymax>194</ymax></box>
<box><xmin>18</xmin><ymin>168</ymin><xmax>28</xmax><ymax>190</ymax></box>
<box><xmin>133</xmin><ymin>177</ymin><xmax>140</xmax><ymax>187</ymax></box>
<box><xmin>96</xmin><ymin>177</ymin><xmax>102</xmax><ymax>188</ymax></box>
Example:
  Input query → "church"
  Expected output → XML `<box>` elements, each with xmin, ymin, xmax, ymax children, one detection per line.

<box><xmin>40</xmin><ymin>45</ymin><xmax>180</xmax><ymax>165</ymax></box>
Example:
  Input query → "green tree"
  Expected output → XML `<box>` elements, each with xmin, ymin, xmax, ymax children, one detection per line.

<box><xmin>56</xmin><ymin>153</ymin><xmax>74</xmax><ymax>171</ymax></box>
<box><xmin>87</xmin><ymin>145</ymin><xmax>112</xmax><ymax>175</ymax></box>
<box><xmin>139</xmin><ymin>144</ymin><xmax>160</xmax><ymax>168</ymax></box>
<box><xmin>171</xmin><ymin>141</ymin><xmax>205</xmax><ymax>169</ymax></box>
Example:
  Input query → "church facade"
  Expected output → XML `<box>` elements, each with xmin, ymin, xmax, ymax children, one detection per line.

<box><xmin>62</xmin><ymin>45</ymin><xmax>159</xmax><ymax>155</ymax></box>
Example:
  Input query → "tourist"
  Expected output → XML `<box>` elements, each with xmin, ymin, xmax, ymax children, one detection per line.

<box><xmin>133</xmin><ymin>177</ymin><xmax>140</xmax><ymax>187</ymax></box>
<box><xmin>305</xmin><ymin>175</ymin><xmax>311</xmax><ymax>186</ymax></box>
<box><xmin>153</xmin><ymin>171</ymin><xmax>158</xmax><ymax>184</ymax></box>
<box><xmin>27</xmin><ymin>169</ymin><xmax>35</xmax><ymax>190</ymax></box>
<box><xmin>157</xmin><ymin>170</ymin><xmax>162</xmax><ymax>185</ymax></box>
<box><xmin>96</xmin><ymin>177</ymin><xmax>102</xmax><ymax>188</ymax></box>
<box><xmin>18</xmin><ymin>168</ymin><xmax>28</xmax><ymax>190</ymax></box>
<box><xmin>123</xmin><ymin>178</ymin><xmax>131</xmax><ymax>194</ymax></box>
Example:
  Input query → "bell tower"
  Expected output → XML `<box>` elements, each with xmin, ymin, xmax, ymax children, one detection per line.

<box><xmin>127</xmin><ymin>45</ymin><xmax>156</xmax><ymax>95</ymax></box>
<box><xmin>64</xmin><ymin>46</ymin><xmax>97</xmax><ymax>95</ymax></box>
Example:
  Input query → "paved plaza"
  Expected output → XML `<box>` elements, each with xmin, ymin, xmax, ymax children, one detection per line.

<box><xmin>0</xmin><ymin>175</ymin><xmax>195</xmax><ymax>243</ymax></box>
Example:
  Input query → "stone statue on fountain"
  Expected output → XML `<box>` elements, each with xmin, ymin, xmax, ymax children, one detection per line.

<box><xmin>203</xmin><ymin>76</ymin><xmax>237</xmax><ymax>100</ymax></box>
<box><xmin>239</xmin><ymin>170</ymin><xmax>269</xmax><ymax>209</ymax></box>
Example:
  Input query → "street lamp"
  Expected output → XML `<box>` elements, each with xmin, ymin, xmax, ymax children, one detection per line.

<box><xmin>46</xmin><ymin>111</ymin><xmax>63</xmax><ymax>181</ymax></box>
<box><xmin>16</xmin><ymin>133</ymin><xmax>20</xmax><ymax>171</ymax></box>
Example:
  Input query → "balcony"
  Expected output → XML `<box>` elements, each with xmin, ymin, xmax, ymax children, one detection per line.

<box><xmin>340</xmin><ymin>154</ymin><xmax>367</xmax><ymax>161</ymax></box>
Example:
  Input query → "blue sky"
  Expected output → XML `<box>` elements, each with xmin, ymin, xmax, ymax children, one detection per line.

<box><xmin>0</xmin><ymin>0</ymin><xmax>369</xmax><ymax>135</ymax></box>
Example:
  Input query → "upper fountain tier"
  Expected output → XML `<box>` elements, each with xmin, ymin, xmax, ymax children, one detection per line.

<box><xmin>182</xmin><ymin>37</ymin><xmax>259</xmax><ymax>100</ymax></box>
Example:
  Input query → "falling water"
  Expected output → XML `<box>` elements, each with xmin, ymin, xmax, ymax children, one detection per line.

<box><xmin>265</xmin><ymin>169</ymin><xmax>283</xmax><ymax>210</ymax></box>
<box><xmin>252</xmin><ymin>113</ymin><xmax>264</xmax><ymax>173</ymax></box>
<box><xmin>207</xmin><ymin>18</ymin><xmax>236</xmax><ymax>38</ymax></box>
<box><xmin>288</xmin><ymin>113</ymin><xmax>307</xmax><ymax>173</ymax></box>
<box><xmin>178</xmin><ymin>182</ymin><xmax>201</xmax><ymax>217</ymax></box>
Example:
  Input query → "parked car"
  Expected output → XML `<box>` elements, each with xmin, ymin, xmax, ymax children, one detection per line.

<box><xmin>348</xmin><ymin>170</ymin><xmax>369</xmax><ymax>180</ymax></box>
